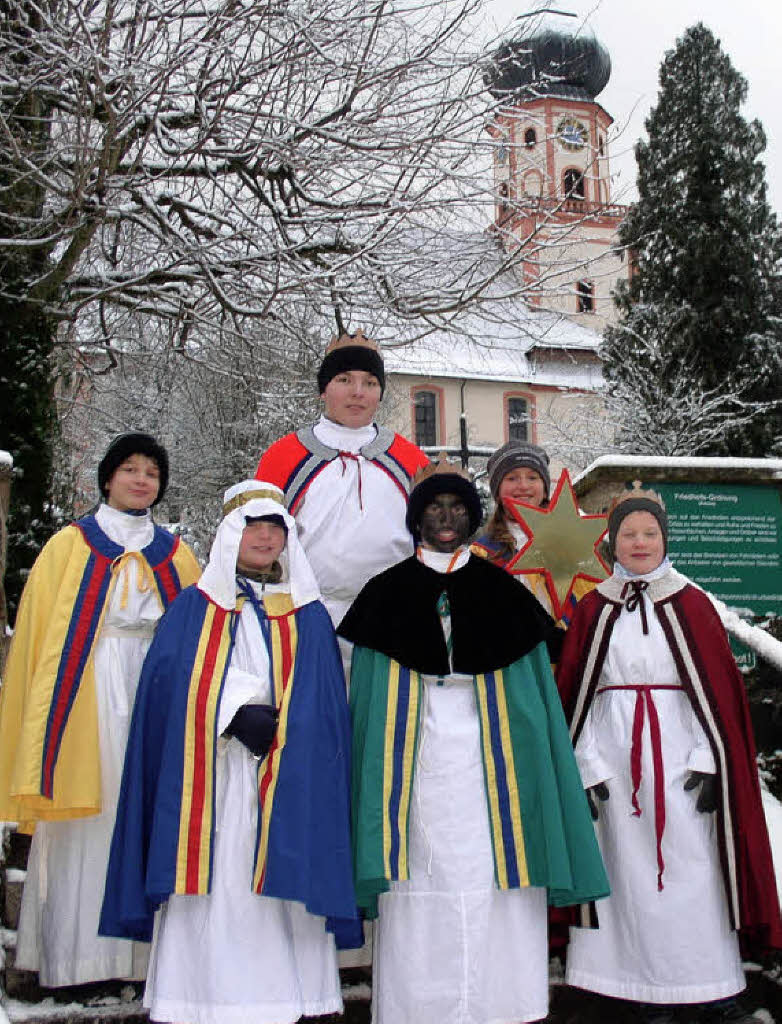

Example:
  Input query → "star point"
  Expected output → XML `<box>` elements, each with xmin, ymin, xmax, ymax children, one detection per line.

<box><xmin>505</xmin><ymin>470</ymin><xmax>609</xmax><ymax>620</ymax></box>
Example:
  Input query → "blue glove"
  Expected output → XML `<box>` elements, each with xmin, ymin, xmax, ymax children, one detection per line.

<box><xmin>225</xmin><ymin>704</ymin><xmax>278</xmax><ymax>758</ymax></box>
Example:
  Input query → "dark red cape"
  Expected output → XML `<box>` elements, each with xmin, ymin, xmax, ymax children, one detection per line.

<box><xmin>556</xmin><ymin>575</ymin><xmax>782</xmax><ymax>956</ymax></box>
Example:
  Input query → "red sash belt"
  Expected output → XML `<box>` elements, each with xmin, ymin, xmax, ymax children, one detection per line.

<box><xmin>597</xmin><ymin>683</ymin><xmax>684</xmax><ymax>891</ymax></box>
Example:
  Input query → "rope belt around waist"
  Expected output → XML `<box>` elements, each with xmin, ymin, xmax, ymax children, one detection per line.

<box><xmin>596</xmin><ymin>683</ymin><xmax>684</xmax><ymax>891</ymax></box>
<box><xmin>100</xmin><ymin>624</ymin><xmax>157</xmax><ymax>639</ymax></box>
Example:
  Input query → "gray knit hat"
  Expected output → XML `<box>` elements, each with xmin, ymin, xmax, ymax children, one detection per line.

<box><xmin>487</xmin><ymin>442</ymin><xmax>550</xmax><ymax>500</ymax></box>
<box><xmin>607</xmin><ymin>490</ymin><xmax>668</xmax><ymax>558</ymax></box>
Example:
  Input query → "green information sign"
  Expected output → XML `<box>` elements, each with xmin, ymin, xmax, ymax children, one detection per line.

<box><xmin>728</xmin><ymin>636</ymin><xmax>757</xmax><ymax>671</ymax></box>
<box><xmin>654</xmin><ymin>482</ymin><xmax>782</xmax><ymax>616</ymax></box>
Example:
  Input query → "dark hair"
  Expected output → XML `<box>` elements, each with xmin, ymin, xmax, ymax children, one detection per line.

<box><xmin>97</xmin><ymin>432</ymin><xmax>169</xmax><ymax>506</ymax></box>
<box><xmin>485</xmin><ymin>495</ymin><xmax>550</xmax><ymax>563</ymax></box>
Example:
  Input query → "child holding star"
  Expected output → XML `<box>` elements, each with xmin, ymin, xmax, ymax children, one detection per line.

<box><xmin>472</xmin><ymin>440</ymin><xmax>603</xmax><ymax>625</ymax></box>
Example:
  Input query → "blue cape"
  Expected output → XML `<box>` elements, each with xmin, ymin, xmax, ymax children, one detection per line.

<box><xmin>99</xmin><ymin>585</ymin><xmax>361</xmax><ymax>949</ymax></box>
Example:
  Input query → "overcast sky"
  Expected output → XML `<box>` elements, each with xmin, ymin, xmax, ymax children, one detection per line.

<box><xmin>482</xmin><ymin>0</ymin><xmax>782</xmax><ymax>215</ymax></box>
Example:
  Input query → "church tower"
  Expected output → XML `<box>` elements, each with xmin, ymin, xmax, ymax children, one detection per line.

<box><xmin>485</xmin><ymin>19</ymin><xmax>628</xmax><ymax>329</ymax></box>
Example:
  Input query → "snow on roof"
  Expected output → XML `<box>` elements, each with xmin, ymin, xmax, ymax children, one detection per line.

<box><xmin>384</xmin><ymin>303</ymin><xmax>602</xmax><ymax>388</ymax></box>
<box><xmin>360</xmin><ymin>225</ymin><xmax>603</xmax><ymax>389</ymax></box>
<box><xmin>575</xmin><ymin>454</ymin><xmax>782</xmax><ymax>484</ymax></box>
<box><xmin>0</xmin><ymin>450</ymin><xmax>12</xmax><ymax>469</ymax></box>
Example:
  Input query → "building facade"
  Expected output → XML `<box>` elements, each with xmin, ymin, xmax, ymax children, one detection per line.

<box><xmin>384</xmin><ymin>19</ymin><xmax>626</xmax><ymax>469</ymax></box>
<box><xmin>486</xmin><ymin>22</ymin><xmax>629</xmax><ymax>331</ymax></box>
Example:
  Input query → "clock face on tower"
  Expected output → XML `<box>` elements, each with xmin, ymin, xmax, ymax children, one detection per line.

<box><xmin>556</xmin><ymin>117</ymin><xmax>588</xmax><ymax>151</ymax></box>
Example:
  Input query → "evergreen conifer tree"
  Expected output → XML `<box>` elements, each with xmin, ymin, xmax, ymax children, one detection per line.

<box><xmin>0</xmin><ymin>2</ymin><xmax>60</xmax><ymax>621</ymax></box>
<box><xmin>602</xmin><ymin>23</ymin><xmax>782</xmax><ymax>456</ymax></box>
<box><xmin>0</xmin><ymin>292</ymin><xmax>60</xmax><ymax>623</ymax></box>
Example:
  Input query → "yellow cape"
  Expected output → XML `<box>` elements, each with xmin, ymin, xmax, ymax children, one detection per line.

<box><xmin>0</xmin><ymin>521</ymin><xmax>199</xmax><ymax>829</ymax></box>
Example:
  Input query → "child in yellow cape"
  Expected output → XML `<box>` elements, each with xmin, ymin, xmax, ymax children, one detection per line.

<box><xmin>0</xmin><ymin>432</ymin><xmax>199</xmax><ymax>986</ymax></box>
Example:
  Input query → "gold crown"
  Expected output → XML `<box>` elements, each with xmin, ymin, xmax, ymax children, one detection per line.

<box><xmin>324</xmin><ymin>328</ymin><xmax>380</xmax><ymax>356</ymax></box>
<box><xmin>411</xmin><ymin>452</ymin><xmax>472</xmax><ymax>490</ymax></box>
<box><xmin>607</xmin><ymin>480</ymin><xmax>666</xmax><ymax>519</ymax></box>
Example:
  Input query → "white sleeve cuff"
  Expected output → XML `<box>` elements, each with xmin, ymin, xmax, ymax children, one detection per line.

<box><xmin>687</xmin><ymin>746</ymin><xmax>717</xmax><ymax>775</ymax></box>
<box><xmin>575</xmin><ymin>756</ymin><xmax>616</xmax><ymax>791</ymax></box>
<box><xmin>217</xmin><ymin>667</ymin><xmax>269</xmax><ymax>735</ymax></box>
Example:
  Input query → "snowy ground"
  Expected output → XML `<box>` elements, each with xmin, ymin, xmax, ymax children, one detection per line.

<box><xmin>2</xmin><ymin>783</ymin><xmax>781</xmax><ymax>1024</ymax></box>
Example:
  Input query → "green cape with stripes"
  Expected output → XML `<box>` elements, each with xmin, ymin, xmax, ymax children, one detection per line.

<box><xmin>349</xmin><ymin>641</ymin><xmax>609</xmax><ymax>918</ymax></box>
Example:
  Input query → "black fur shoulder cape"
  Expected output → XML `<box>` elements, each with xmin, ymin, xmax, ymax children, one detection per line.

<box><xmin>338</xmin><ymin>554</ymin><xmax>562</xmax><ymax>675</ymax></box>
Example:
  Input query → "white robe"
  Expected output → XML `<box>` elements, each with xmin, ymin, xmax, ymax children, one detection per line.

<box><xmin>295</xmin><ymin>417</ymin><xmax>416</xmax><ymax>970</ymax></box>
<box><xmin>293</xmin><ymin>416</ymin><xmax>415</xmax><ymax>630</ymax></box>
<box><xmin>372</xmin><ymin>547</ymin><xmax>549</xmax><ymax>1024</ymax></box>
<box><xmin>16</xmin><ymin>503</ymin><xmax>157</xmax><ymax>986</ymax></box>
<box><xmin>565</xmin><ymin>575</ymin><xmax>745</xmax><ymax>1004</ymax></box>
<box><xmin>144</xmin><ymin>580</ymin><xmax>341</xmax><ymax>1024</ymax></box>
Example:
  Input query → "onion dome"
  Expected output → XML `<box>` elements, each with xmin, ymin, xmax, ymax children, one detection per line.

<box><xmin>486</xmin><ymin>22</ymin><xmax>611</xmax><ymax>102</ymax></box>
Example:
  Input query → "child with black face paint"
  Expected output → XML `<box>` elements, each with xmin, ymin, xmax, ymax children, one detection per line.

<box><xmin>339</xmin><ymin>458</ymin><xmax>609</xmax><ymax>1024</ymax></box>
<box><xmin>557</xmin><ymin>486</ymin><xmax>781</xmax><ymax>1024</ymax></box>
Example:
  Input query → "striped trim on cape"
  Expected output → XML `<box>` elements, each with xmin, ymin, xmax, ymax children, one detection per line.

<box><xmin>275</xmin><ymin>426</ymin><xmax>421</xmax><ymax>512</ymax></box>
<box><xmin>173</xmin><ymin>593</ymin><xmax>306</xmax><ymax>898</ymax></box>
<box><xmin>40</xmin><ymin>516</ymin><xmax>182</xmax><ymax>799</ymax></box>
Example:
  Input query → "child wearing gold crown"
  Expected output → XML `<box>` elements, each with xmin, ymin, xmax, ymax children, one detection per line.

<box><xmin>255</xmin><ymin>330</ymin><xmax>428</xmax><ymax>633</ymax></box>
<box><xmin>556</xmin><ymin>487</ymin><xmax>781</xmax><ymax>1024</ymax></box>
<box><xmin>339</xmin><ymin>459</ymin><xmax>609</xmax><ymax>1024</ymax></box>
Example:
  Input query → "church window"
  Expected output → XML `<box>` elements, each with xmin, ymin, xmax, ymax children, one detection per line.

<box><xmin>507</xmin><ymin>397</ymin><xmax>530</xmax><ymax>443</ymax></box>
<box><xmin>414</xmin><ymin>390</ymin><xmax>439</xmax><ymax>448</ymax></box>
<box><xmin>498</xmin><ymin>181</ymin><xmax>509</xmax><ymax>215</ymax></box>
<box><xmin>563</xmin><ymin>168</ymin><xmax>585</xmax><ymax>199</ymax></box>
<box><xmin>576</xmin><ymin>280</ymin><xmax>595</xmax><ymax>313</ymax></box>
<box><xmin>524</xmin><ymin>127</ymin><xmax>537</xmax><ymax>148</ymax></box>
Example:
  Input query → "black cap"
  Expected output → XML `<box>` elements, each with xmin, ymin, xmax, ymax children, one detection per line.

<box><xmin>607</xmin><ymin>496</ymin><xmax>668</xmax><ymax>558</ymax></box>
<box><xmin>405</xmin><ymin>472</ymin><xmax>483</xmax><ymax>541</ymax></box>
<box><xmin>317</xmin><ymin>342</ymin><xmax>385</xmax><ymax>396</ymax></box>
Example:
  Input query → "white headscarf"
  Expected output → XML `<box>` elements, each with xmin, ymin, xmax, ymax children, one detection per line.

<box><xmin>197</xmin><ymin>480</ymin><xmax>321</xmax><ymax>610</ymax></box>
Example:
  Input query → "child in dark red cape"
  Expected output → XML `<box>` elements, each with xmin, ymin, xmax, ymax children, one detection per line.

<box><xmin>556</xmin><ymin>487</ymin><xmax>781</xmax><ymax>1024</ymax></box>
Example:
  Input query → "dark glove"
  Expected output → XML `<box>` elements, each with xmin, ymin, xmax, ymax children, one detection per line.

<box><xmin>545</xmin><ymin>623</ymin><xmax>566</xmax><ymax>663</ymax></box>
<box><xmin>684</xmin><ymin>770</ymin><xmax>718</xmax><ymax>813</ymax></box>
<box><xmin>586</xmin><ymin>781</ymin><xmax>609</xmax><ymax>821</ymax></box>
<box><xmin>224</xmin><ymin>704</ymin><xmax>278</xmax><ymax>758</ymax></box>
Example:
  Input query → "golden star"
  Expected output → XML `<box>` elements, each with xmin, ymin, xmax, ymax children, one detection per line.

<box><xmin>505</xmin><ymin>469</ymin><xmax>610</xmax><ymax>620</ymax></box>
